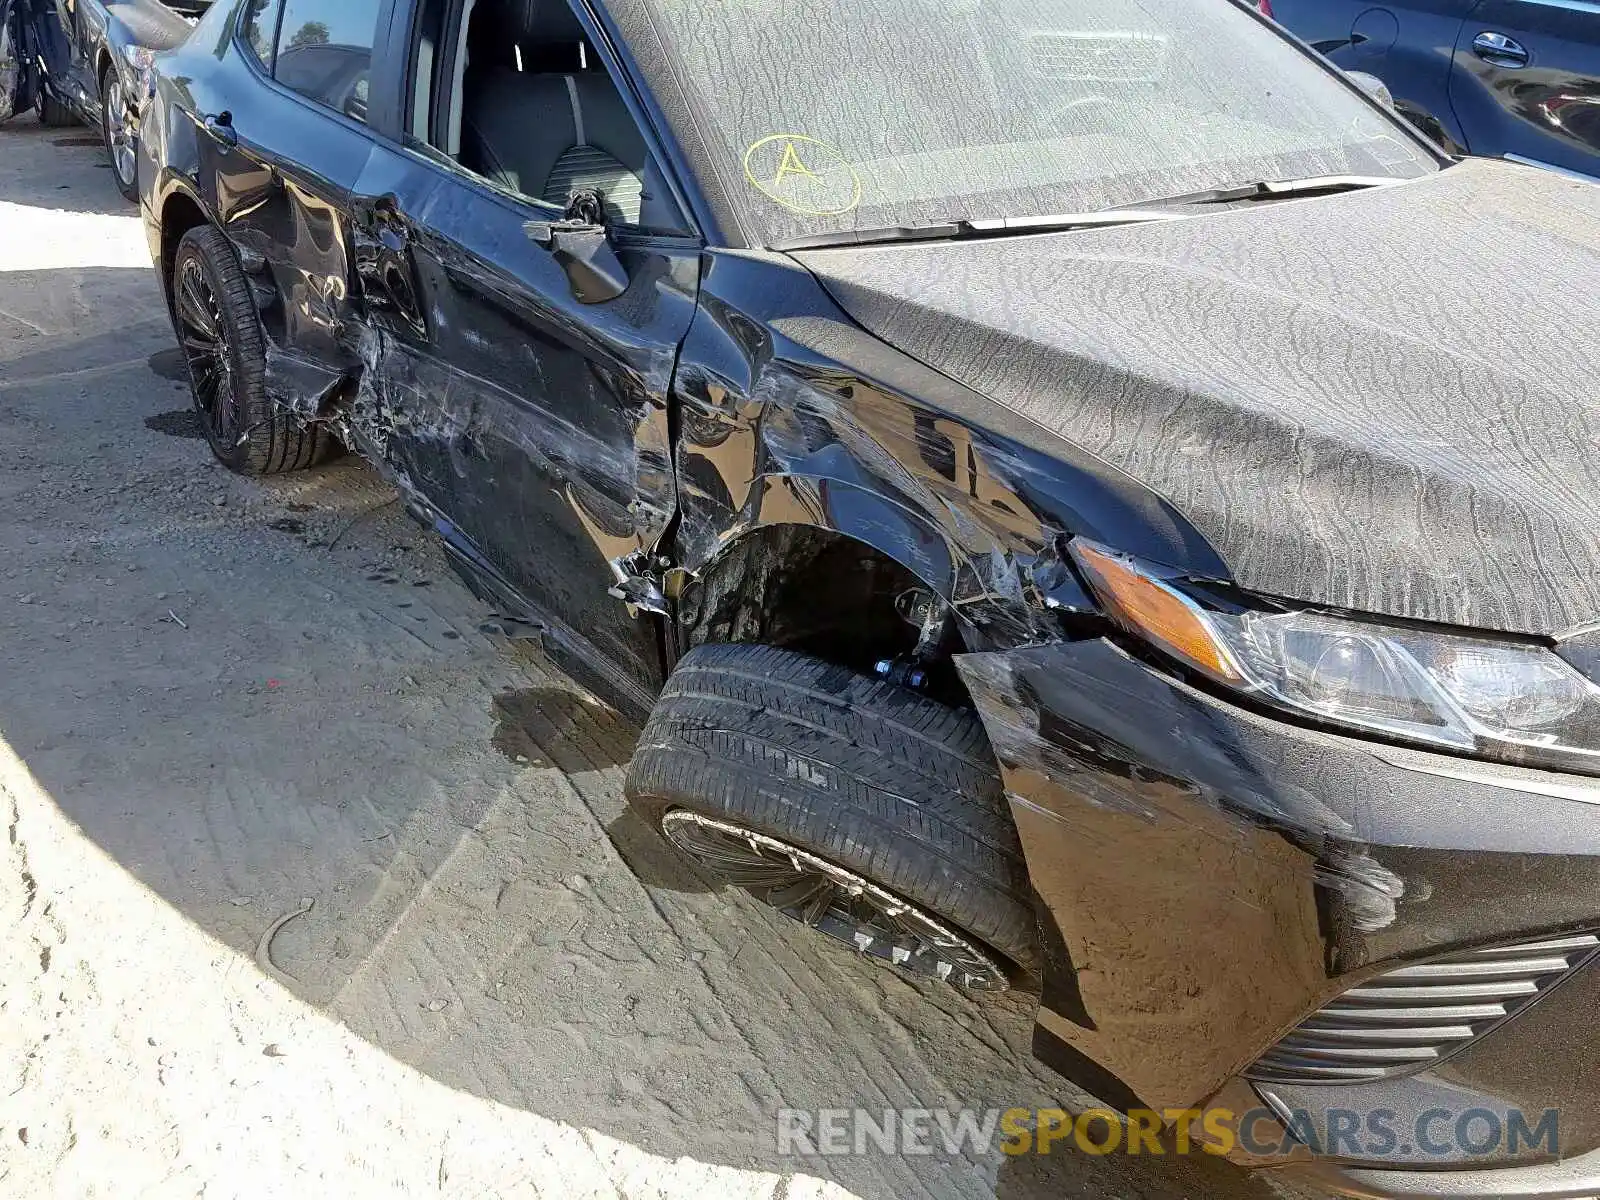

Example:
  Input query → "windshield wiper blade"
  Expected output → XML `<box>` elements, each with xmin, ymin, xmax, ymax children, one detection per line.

<box><xmin>1116</xmin><ymin>174</ymin><xmax>1405</xmax><ymax>211</ymax></box>
<box><xmin>771</xmin><ymin>177</ymin><xmax>1405</xmax><ymax>251</ymax></box>
<box><xmin>772</xmin><ymin>209</ymin><xmax>1184</xmax><ymax>252</ymax></box>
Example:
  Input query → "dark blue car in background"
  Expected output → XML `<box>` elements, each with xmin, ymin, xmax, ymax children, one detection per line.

<box><xmin>0</xmin><ymin>0</ymin><xmax>201</xmax><ymax>199</ymax></box>
<box><xmin>1267</xmin><ymin>0</ymin><xmax>1600</xmax><ymax>179</ymax></box>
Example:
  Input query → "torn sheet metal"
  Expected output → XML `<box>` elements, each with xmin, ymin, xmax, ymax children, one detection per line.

<box><xmin>335</xmin><ymin>329</ymin><xmax>673</xmax><ymax>686</ymax></box>
<box><xmin>671</xmin><ymin>249</ymin><xmax>1220</xmax><ymax>649</ymax></box>
<box><xmin>262</xmin><ymin>343</ymin><xmax>350</xmax><ymax>419</ymax></box>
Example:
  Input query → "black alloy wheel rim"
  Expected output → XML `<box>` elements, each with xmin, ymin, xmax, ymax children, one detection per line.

<box><xmin>176</xmin><ymin>257</ymin><xmax>237</xmax><ymax>447</ymax></box>
<box><xmin>661</xmin><ymin>810</ymin><xmax>1009</xmax><ymax>990</ymax></box>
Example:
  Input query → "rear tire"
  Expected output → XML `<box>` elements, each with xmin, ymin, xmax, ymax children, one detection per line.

<box><xmin>625</xmin><ymin>644</ymin><xmax>1039</xmax><ymax>989</ymax></box>
<box><xmin>171</xmin><ymin>225</ymin><xmax>339</xmax><ymax>475</ymax></box>
<box><xmin>39</xmin><ymin>91</ymin><xmax>76</xmax><ymax>127</ymax></box>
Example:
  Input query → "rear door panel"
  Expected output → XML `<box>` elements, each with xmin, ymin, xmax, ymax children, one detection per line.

<box><xmin>202</xmin><ymin>79</ymin><xmax>375</xmax><ymax>374</ymax></box>
<box><xmin>187</xmin><ymin>2</ymin><xmax>387</xmax><ymax>381</ymax></box>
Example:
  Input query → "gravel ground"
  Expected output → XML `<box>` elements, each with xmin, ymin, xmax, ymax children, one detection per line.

<box><xmin>0</xmin><ymin>119</ymin><xmax>1289</xmax><ymax>1200</ymax></box>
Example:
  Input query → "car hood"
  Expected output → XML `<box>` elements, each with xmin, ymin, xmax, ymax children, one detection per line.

<box><xmin>793</xmin><ymin>159</ymin><xmax>1600</xmax><ymax>638</ymax></box>
<box><xmin>107</xmin><ymin>0</ymin><xmax>194</xmax><ymax>54</ymax></box>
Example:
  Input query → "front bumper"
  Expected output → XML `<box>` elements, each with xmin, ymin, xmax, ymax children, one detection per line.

<box><xmin>955</xmin><ymin>639</ymin><xmax>1600</xmax><ymax>1196</ymax></box>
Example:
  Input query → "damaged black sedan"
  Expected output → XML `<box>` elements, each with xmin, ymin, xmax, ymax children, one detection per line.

<box><xmin>137</xmin><ymin>0</ymin><xmax>1600</xmax><ymax>1195</ymax></box>
<box><xmin>0</xmin><ymin>0</ymin><xmax>204</xmax><ymax>199</ymax></box>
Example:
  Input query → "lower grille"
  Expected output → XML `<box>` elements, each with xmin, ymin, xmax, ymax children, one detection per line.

<box><xmin>1248</xmin><ymin>933</ymin><xmax>1600</xmax><ymax>1085</ymax></box>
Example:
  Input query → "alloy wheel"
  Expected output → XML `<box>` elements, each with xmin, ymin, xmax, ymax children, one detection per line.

<box><xmin>103</xmin><ymin>75</ymin><xmax>135</xmax><ymax>189</ymax></box>
<box><xmin>661</xmin><ymin>810</ymin><xmax>1010</xmax><ymax>990</ymax></box>
<box><xmin>176</xmin><ymin>257</ymin><xmax>237</xmax><ymax>446</ymax></box>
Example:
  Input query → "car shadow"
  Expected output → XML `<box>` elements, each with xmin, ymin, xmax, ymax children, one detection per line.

<box><xmin>0</xmin><ymin>163</ymin><xmax>1294</xmax><ymax>1200</ymax></box>
<box><xmin>0</xmin><ymin>120</ymin><xmax>141</xmax><ymax>218</ymax></box>
<box><xmin>489</xmin><ymin>684</ymin><xmax>639</xmax><ymax>772</ymax></box>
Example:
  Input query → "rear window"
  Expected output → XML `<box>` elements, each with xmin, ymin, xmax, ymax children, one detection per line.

<box><xmin>239</xmin><ymin>0</ymin><xmax>281</xmax><ymax>70</ymax></box>
<box><xmin>269</xmin><ymin>0</ymin><xmax>382</xmax><ymax>124</ymax></box>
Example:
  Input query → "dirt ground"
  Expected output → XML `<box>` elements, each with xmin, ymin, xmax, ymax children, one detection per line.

<box><xmin>0</xmin><ymin>122</ymin><xmax>1293</xmax><ymax>1200</ymax></box>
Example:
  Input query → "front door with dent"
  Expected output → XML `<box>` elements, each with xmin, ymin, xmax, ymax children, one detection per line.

<box><xmin>349</xmin><ymin>0</ymin><xmax>700</xmax><ymax>707</ymax></box>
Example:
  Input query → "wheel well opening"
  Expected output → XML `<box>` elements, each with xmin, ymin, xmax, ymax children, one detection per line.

<box><xmin>675</xmin><ymin>526</ymin><xmax>970</xmax><ymax>707</ymax></box>
<box><xmin>158</xmin><ymin>193</ymin><xmax>209</xmax><ymax>306</ymax></box>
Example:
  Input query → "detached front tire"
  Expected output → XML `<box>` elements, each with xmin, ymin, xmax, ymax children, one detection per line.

<box><xmin>625</xmin><ymin>644</ymin><xmax>1039</xmax><ymax>990</ymax></box>
<box><xmin>172</xmin><ymin>225</ymin><xmax>338</xmax><ymax>475</ymax></box>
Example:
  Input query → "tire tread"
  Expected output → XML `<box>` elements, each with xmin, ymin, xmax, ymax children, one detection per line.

<box><xmin>174</xmin><ymin>225</ymin><xmax>338</xmax><ymax>476</ymax></box>
<box><xmin>626</xmin><ymin>644</ymin><xmax>1039</xmax><ymax>978</ymax></box>
<box><xmin>39</xmin><ymin>93</ymin><xmax>76</xmax><ymax>127</ymax></box>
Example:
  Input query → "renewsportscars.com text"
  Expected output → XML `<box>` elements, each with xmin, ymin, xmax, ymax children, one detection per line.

<box><xmin>777</xmin><ymin>1106</ymin><xmax>1560</xmax><ymax>1160</ymax></box>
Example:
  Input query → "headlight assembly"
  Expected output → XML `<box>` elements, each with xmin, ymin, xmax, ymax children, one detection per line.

<box><xmin>121</xmin><ymin>44</ymin><xmax>157</xmax><ymax>103</ymax></box>
<box><xmin>1070</xmin><ymin>539</ymin><xmax>1600</xmax><ymax>773</ymax></box>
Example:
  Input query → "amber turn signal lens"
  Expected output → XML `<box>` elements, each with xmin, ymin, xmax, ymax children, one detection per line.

<box><xmin>1072</xmin><ymin>543</ymin><xmax>1243</xmax><ymax>683</ymax></box>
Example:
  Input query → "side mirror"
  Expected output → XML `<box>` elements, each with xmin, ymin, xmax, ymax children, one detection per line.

<box><xmin>524</xmin><ymin>219</ymin><xmax>629</xmax><ymax>305</ymax></box>
<box><xmin>1347</xmin><ymin>70</ymin><xmax>1396</xmax><ymax>112</ymax></box>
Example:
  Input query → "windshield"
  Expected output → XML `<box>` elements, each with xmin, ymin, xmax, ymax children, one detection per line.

<box><xmin>643</xmin><ymin>0</ymin><xmax>1439</xmax><ymax>245</ymax></box>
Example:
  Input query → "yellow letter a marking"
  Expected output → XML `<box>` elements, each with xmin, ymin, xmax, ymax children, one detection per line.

<box><xmin>772</xmin><ymin>141</ymin><xmax>820</xmax><ymax>187</ymax></box>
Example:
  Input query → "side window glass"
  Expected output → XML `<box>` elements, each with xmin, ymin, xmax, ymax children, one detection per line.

<box><xmin>272</xmin><ymin>0</ymin><xmax>384</xmax><ymax>125</ymax></box>
<box><xmin>240</xmin><ymin>0</ymin><xmax>284</xmax><ymax>73</ymax></box>
<box><xmin>417</xmin><ymin>0</ymin><xmax>689</xmax><ymax>234</ymax></box>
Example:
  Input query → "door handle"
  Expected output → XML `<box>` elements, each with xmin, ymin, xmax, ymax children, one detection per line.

<box><xmin>201</xmin><ymin>111</ymin><xmax>238</xmax><ymax>149</ymax></box>
<box><xmin>1472</xmin><ymin>31</ymin><xmax>1529</xmax><ymax>69</ymax></box>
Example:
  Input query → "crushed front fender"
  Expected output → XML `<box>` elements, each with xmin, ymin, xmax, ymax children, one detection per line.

<box><xmin>957</xmin><ymin>638</ymin><xmax>1600</xmax><ymax>1122</ymax></box>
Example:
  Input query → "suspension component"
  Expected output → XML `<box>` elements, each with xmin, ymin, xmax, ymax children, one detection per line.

<box><xmin>874</xmin><ymin>658</ymin><xmax>928</xmax><ymax>690</ymax></box>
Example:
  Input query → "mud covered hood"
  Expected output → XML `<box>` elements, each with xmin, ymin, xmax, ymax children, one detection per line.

<box><xmin>795</xmin><ymin>159</ymin><xmax>1600</xmax><ymax>638</ymax></box>
<box><xmin>108</xmin><ymin>0</ymin><xmax>197</xmax><ymax>53</ymax></box>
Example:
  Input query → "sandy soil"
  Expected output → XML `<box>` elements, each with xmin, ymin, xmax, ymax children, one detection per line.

<box><xmin>0</xmin><ymin>121</ymin><xmax>1291</xmax><ymax>1200</ymax></box>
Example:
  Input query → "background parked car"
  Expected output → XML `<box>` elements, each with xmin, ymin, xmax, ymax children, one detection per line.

<box><xmin>0</xmin><ymin>0</ymin><xmax>205</xmax><ymax>200</ymax></box>
<box><xmin>1269</xmin><ymin>0</ymin><xmax>1600</xmax><ymax>178</ymax></box>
